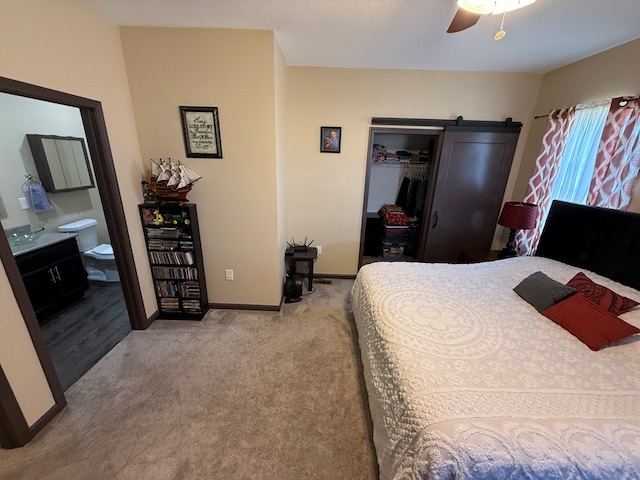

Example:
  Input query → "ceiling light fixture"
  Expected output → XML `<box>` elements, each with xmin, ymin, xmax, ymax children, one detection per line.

<box><xmin>457</xmin><ymin>0</ymin><xmax>536</xmax><ymax>15</ymax></box>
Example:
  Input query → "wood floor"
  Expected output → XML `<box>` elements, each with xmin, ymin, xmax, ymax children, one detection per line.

<box><xmin>40</xmin><ymin>280</ymin><xmax>131</xmax><ymax>391</ymax></box>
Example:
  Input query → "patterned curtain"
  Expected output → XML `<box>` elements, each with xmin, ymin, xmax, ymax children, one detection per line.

<box><xmin>517</xmin><ymin>107</ymin><xmax>576</xmax><ymax>255</ymax></box>
<box><xmin>587</xmin><ymin>97</ymin><xmax>640</xmax><ymax>210</ymax></box>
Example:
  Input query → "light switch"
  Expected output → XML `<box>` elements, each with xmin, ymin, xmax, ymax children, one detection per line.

<box><xmin>18</xmin><ymin>197</ymin><xmax>30</xmax><ymax>210</ymax></box>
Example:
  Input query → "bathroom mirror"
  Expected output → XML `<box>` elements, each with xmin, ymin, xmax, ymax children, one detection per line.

<box><xmin>26</xmin><ymin>134</ymin><xmax>95</xmax><ymax>192</ymax></box>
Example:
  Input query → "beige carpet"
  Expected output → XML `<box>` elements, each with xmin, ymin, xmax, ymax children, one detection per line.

<box><xmin>0</xmin><ymin>279</ymin><xmax>378</xmax><ymax>480</ymax></box>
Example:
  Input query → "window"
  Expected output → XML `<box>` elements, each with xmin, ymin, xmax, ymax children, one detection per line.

<box><xmin>519</xmin><ymin>97</ymin><xmax>640</xmax><ymax>254</ymax></box>
<box><xmin>543</xmin><ymin>102</ymin><xmax>609</xmax><ymax>226</ymax></box>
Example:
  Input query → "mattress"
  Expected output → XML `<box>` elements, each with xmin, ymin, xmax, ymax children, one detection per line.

<box><xmin>351</xmin><ymin>257</ymin><xmax>640</xmax><ymax>480</ymax></box>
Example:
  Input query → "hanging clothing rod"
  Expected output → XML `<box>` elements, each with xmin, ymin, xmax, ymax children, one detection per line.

<box><xmin>534</xmin><ymin>96</ymin><xmax>639</xmax><ymax>120</ymax></box>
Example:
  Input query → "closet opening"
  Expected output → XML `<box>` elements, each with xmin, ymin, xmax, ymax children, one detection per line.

<box><xmin>359</xmin><ymin>127</ymin><xmax>443</xmax><ymax>267</ymax></box>
<box><xmin>358</xmin><ymin>117</ymin><xmax>522</xmax><ymax>268</ymax></box>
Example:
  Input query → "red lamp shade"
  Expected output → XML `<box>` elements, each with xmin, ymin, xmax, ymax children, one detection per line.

<box><xmin>498</xmin><ymin>202</ymin><xmax>538</xmax><ymax>230</ymax></box>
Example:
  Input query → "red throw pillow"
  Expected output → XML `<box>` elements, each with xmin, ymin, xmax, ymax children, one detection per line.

<box><xmin>542</xmin><ymin>294</ymin><xmax>640</xmax><ymax>351</ymax></box>
<box><xmin>567</xmin><ymin>272</ymin><xmax>639</xmax><ymax>315</ymax></box>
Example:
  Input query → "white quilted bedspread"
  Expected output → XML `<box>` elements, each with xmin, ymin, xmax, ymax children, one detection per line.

<box><xmin>351</xmin><ymin>257</ymin><xmax>640</xmax><ymax>480</ymax></box>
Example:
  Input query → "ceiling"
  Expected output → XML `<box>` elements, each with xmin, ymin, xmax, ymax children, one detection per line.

<box><xmin>80</xmin><ymin>0</ymin><xmax>640</xmax><ymax>74</ymax></box>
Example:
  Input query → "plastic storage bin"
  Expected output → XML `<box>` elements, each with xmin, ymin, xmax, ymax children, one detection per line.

<box><xmin>382</xmin><ymin>223</ymin><xmax>408</xmax><ymax>243</ymax></box>
<box><xmin>381</xmin><ymin>240</ymin><xmax>405</xmax><ymax>261</ymax></box>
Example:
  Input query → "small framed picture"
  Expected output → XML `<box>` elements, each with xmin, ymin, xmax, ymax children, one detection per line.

<box><xmin>320</xmin><ymin>126</ymin><xmax>341</xmax><ymax>153</ymax></box>
<box><xmin>179</xmin><ymin>106</ymin><xmax>223</xmax><ymax>158</ymax></box>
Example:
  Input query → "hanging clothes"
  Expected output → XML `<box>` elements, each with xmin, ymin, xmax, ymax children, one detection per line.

<box><xmin>395</xmin><ymin>176</ymin><xmax>411</xmax><ymax>211</ymax></box>
<box><xmin>405</xmin><ymin>182</ymin><xmax>418</xmax><ymax>217</ymax></box>
<box><xmin>399</xmin><ymin>163</ymin><xmax>430</xmax><ymax>217</ymax></box>
<box><xmin>399</xmin><ymin>162</ymin><xmax>431</xmax><ymax>256</ymax></box>
<box><xmin>412</xmin><ymin>179</ymin><xmax>428</xmax><ymax>217</ymax></box>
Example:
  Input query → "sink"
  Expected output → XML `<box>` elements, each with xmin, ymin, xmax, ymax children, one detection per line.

<box><xmin>6</xmin><ymin>224</ymin><xmax>45</xmax><ymax>248</ymax></box>
<box><xmin>8</xmin><ymin>230</ymin><xmax>77</xmax><ymax>257</ymax></box>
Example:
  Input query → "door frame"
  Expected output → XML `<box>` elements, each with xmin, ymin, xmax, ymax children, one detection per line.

<box><xmin>0</xmin><ymin>76</ymin><xmax>147</xmax><ymax>448</ymax></box>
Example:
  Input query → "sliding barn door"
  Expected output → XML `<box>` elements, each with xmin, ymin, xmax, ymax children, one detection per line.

<box><xmin>419</xmin><ymin>128</ymin><xmax>519</xmax><ymax>263</ymax></box>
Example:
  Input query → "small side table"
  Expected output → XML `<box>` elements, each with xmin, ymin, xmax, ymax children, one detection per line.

<box><xmin>459</xmin><ymin>249</ymin><xmax>503</xmax><ymax>263</ymax></box>
<box><xmin>285</xmin><ymin>247</ymin><xmax>318</xmax><ymax>291</ymax></box>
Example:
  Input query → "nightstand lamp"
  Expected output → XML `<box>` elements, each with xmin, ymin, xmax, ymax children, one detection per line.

<box><xmin>497</xmin><ymin>201</ymin><xmax>538</xmax><ymax>258</ymax></box>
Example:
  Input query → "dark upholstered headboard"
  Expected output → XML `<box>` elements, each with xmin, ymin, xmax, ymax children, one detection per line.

<box><xmin>536</xmin><ymin>201</ymin><xmax>640</xmax><ymax>290</ymax></box>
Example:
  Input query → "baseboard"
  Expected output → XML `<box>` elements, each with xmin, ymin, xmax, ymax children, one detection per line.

<box><xmin>3</xmin><ymin>400</ymin><xmax>66</xmax><ymax>449</ymax></box>
<box><xmin>143</xmin><ymin>309</ymin><xmax>161</xmax><ymax>329</ymax></box>
<box><xmin>27</xmin><ymin>401</ymin><xmax>65</xmax><ymax>445</ymax></box>
<box><xmin>208</xmin><ymin>302</ymin><xmax>282</xmax><ymax>312</ymax></box>
<box><xmin>313</xmin><ymin>273</ymin><xmax>357</xmax><ymax>280</ymax></box>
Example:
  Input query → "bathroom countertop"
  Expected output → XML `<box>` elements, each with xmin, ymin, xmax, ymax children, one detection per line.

<box><xmin>10</xmin><ymin>232</ymin><xmax>77</xmax><ymax>257</ymax></box>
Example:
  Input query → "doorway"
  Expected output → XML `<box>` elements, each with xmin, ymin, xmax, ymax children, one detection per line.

<box><xmin>0</xmin><ymin>76</ymin><xmax>146</xmax><ymax>448</ymax></box>
<box><xmin>0</xmin><ymin>92</ymin><xmax>132</xmax><ymax>391</ymax></box>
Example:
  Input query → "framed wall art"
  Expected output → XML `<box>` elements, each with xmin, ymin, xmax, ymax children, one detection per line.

<box><xmin>320</xmin><ymin>126</ymin><xmax>341</xmax><ymax>153</ymax></box>
<box><xmin>179</xmin><ymin>106</ymin><xmax>223</xmax><ymax>158</ymax></box>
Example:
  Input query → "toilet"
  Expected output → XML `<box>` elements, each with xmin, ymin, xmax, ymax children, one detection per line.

<box><xmin>58</xmin><ymin>219</ymin><xmax>120</xmax><ymax>282</ymax></box>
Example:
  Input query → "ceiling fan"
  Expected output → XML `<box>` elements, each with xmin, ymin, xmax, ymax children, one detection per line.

<box><xmin>447</xmin><ymin>0</ymin><xmax>536</xmax><ymax>38</ymax></box>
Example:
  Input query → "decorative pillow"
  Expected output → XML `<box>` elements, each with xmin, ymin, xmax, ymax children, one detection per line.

<box><xmin>542</xmin><ymin>294</ymin><xmax>640</xmax><ymax>351</ymax></box>
<box><xmin>567</xmin><ymin>272</ymin><xmax>639</xmax><ymax>315</ymax></box>
<box><xmin>513</xmin><ymin>271</ymin><xmax>576</xmax><ymax>312</ymax></box>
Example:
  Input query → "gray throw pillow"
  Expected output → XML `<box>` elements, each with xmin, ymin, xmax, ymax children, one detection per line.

<box><xmin>513</xmin><ymin>271</ymin><xmax>576</xmax><ymax>312</ymax></box>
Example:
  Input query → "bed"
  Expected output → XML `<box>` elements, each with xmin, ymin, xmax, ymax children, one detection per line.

<box><xmin>351</xmin><ymin>201</ymin><xmax>640</xmax><ymax>480</ymax></box>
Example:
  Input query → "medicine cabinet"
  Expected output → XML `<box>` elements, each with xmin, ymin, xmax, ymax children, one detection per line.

<box><xmin>26</xmin><ymin>134</ymin><xmax>95</xmax><ymax>192</ymax></box>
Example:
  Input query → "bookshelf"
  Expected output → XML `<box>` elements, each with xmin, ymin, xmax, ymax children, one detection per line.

<box><xmin>138</xmin><ymin>203</ymin><xmax>208</xmax><ymax>320</ymax></box>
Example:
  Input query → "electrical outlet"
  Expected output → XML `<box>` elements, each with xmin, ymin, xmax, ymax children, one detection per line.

<box><xmin>225</xmin><ymin>269</ymin><xmax>234</xmax><ymax>281</ymax></box>
<box><xmin>316</xmin><ymin>245</ymin><xmax>323</xmax><ymax>255</ymax></box>
<box><xmin>18</xmin><ymin>197</ymin><xmax>29</xmax><ymax>210</ymax></box>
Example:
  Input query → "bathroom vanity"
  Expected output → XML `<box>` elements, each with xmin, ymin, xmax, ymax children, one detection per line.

<box><xmin>12</xmin><ymin>233</ymin><xmax>89</xmax><ymax>321</ymax></box>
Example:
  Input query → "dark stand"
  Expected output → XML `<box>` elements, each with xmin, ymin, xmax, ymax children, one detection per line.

<box><xmin>285</xmin><ymin>247</ymin><xmax>318</xmax><ymax>292</ymax></box>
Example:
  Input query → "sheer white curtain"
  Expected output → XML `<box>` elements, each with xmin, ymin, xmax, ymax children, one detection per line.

<box><xmin>549</xmin><ymin>101</ymin><xmax>609</xmax><ymax>203</ymax></box>
<box><xmin>535</xmin><ymin>102</ymin><xmax>610</xmax><ymax>232</ymax></box>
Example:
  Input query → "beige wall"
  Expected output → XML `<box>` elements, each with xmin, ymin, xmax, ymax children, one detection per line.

<box><xmin>286</xmin><ymin>68</ymin><xmax>543</xmax><ymax>274</ymax></box>
<box><xmin>274</xmin><ymin>38</ymin><xmax>289</xmax><ymax>287</ymax></box>
<box><xmin>118</xmin><ymin>28</ymin><xmax>549</xmax><ymax>288</ymax></box>
<box><xmin>120</xmin><ymin>27</ymin><xmax>282</xmax><ymax>306</ymax></box>
<box><xmin>0</xmin><ymin>0</ymin><xmax>150</xmax><ymax>427</ymax></box>
<box><xmin>514</xmin><ymin>38</ymin><xmax>640</xmax><ymax>212</ymax></box>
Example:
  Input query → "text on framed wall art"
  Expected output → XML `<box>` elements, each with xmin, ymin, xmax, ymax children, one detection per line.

<box><xmin>179</xmin><ymin>106</ymin><xmax>223</xmax><ymax>158</ymax></box>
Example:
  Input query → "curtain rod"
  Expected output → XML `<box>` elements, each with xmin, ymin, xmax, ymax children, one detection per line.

<box><xmin>534</xmin><ymin>96</ymin><xmax>639</xmax><ymax>120</ymax></box>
